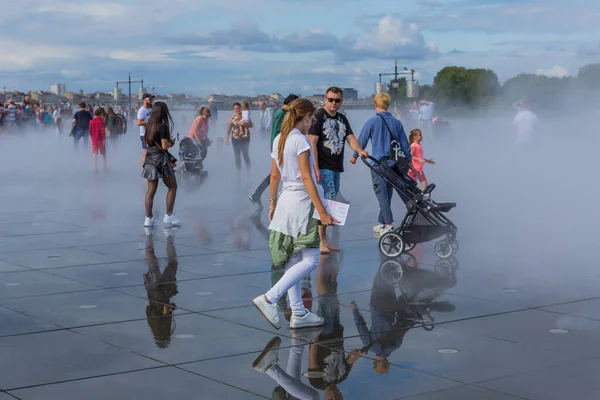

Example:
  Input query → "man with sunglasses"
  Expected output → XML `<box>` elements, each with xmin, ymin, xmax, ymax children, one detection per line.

<box><xmin>309</xmin><ymin>86</ymin><xmax>368</xmax><ymax>253</ymax></box>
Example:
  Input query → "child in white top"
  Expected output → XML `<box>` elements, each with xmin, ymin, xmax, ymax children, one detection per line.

<box><xmin>241</xmin><ymin>101</ymin><xmax>252</xmax><ymax>125</ymax></box>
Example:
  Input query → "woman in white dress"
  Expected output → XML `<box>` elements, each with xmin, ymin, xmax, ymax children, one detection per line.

<box><xmin>253</xmin><ymin>98</ymin><xmax>338</xmax><ymax>330</ymax></box>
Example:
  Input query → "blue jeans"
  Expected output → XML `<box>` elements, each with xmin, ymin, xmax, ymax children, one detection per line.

<box><xmin>74</xmin><ymin>128</ymin><xmax>89</xmax><ymax>150</ymax></box>
<box><xmin>140</xmin><ymin>136</ymin><xmax>147</xmax><ymax>149</ymax></box>
<box><xmin>319</xmin><ymin>169</ymin><xmax>340</xmax><ymax>200</ymax></box>
<box><xmin>371</xmin><ymin>163</ymin><xmax>394</xmax><ymax>225</ymax></box>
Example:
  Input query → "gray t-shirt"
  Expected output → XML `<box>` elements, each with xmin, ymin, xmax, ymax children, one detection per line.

<box><xmin>137</xmin><ymin>106</ymin><xmax>152</xmax><ymax>136</ymax></box>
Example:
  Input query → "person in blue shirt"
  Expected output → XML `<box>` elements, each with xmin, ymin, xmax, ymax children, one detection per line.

<box><xmin>350</xmin><ymin>92</ymin><xmax>412</xmax><ymax>235</ymax></box>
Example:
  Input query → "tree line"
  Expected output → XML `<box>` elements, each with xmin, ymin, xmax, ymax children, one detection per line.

<box><xmin>386</xmin><ymin>63</ymin><xmax>600</xmax><ymax>114</ymax></box>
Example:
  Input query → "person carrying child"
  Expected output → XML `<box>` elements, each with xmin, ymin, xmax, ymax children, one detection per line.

<box><xmin>408</xmin><ymin>128</ymin><xmax>435</xmax><ymax>190</ymax></box>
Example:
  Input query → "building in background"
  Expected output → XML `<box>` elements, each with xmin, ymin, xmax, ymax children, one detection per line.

<box><xmin>50</xmin><ymin>83</ymin><xmax>66</xmax><ymax>97</ymax></box>
<box><xmin>342</xmin><ymin>88</ymin><xmax>358</xmax><ymax>100</ymax></box>
<box><xmin>113</xmin><ymin>88</ymin><xmax>123</xmax><ymax>101</ymax></box>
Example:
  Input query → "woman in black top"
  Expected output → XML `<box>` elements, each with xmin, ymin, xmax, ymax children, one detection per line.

<box><xmin>142</xmin><ymin>102</ymin><xmax>181</xmax><ymax>228</ymax></box>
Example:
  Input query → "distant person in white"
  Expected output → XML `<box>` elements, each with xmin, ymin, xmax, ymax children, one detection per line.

<box><xmin>259</xmin><ymin>101</ymin><xmax>274</xmax><ymax>136</ymax></box>
<box><xmin>512</xmin><ymin>100</ymin><xmax>538</xmax><ymax>144</ymax></box>
<box><xmin>138</xmin><ymin>93</ymin><xmax>154</xmax><ymax>165</ymax></box>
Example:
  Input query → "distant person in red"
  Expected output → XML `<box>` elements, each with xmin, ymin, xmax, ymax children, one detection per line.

<box><xmin>89</xmin><ymin>108</ymin><xmax>107</xmax><ymax>172</ymax></box>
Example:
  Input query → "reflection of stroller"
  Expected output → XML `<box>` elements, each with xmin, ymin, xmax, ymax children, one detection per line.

<box><xmin>177</xmin><ymin>134</ymin><xmax>209</xmax><ymax>189</ymax></box>
<box><xmin>377</xmin><ymin>256</ymin><xmax>458</xmax><ymax>329</ymax></box>
<box><xmin>361</xmin><ymin>156</ymin><xmax>458</xmax><ymax>259</ymax></box>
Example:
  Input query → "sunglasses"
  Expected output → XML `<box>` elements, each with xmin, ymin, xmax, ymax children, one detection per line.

<box><xmin>326</xmin><ymin>97</ymin><xmax>342</xmax><ymax>104</ymax></box>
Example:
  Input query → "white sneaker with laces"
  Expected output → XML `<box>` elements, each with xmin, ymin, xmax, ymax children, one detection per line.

<box><xmin>144</xmin><ymin>217</ymin><xmax>156</xmax><ymax>227</ymax></box>
<box><xmin>253</xmin><ymin>295</ymin><xmax>281</xmax><ymax>329</ymax></box>
<box><xmin>252</xmin><ymin>337</ymin><xmax>281</xmax><ymax>373</ymax></box>
<box><xmin>163</xmin><ymin>214</ymin><xmax>181</xmax><ymax>226</ymax></box>
<box><xmin>290</xmin><ymin>311</ymin><xmax>324</xmax><ymax>329</ymax></box>
<box><xmin>373</xmin><ymin>224</ymin><xmax>385</xmax><ymax>233</ymax></box>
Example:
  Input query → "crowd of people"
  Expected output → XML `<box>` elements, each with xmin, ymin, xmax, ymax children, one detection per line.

<box><xmin>3</xmin><ymin>86</ymin><xmax>534</xmax><ymax>336</ymax></box>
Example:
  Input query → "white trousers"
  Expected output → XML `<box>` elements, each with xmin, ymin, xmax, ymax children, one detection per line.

<box><xmin>265</xmin><ymin>342</ymin><xmax>319</xmax><ymax>400</ymax></box>
<box><xmin>265</xmin><ymin>248</ymin><xmax>319</xmax><ymax>315</ymax></box>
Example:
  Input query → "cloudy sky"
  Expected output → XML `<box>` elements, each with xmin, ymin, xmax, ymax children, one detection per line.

<box><xmin>1</xmin><ymin>0</ymin><xmax>600</xmax><ymax>97</ymax></box>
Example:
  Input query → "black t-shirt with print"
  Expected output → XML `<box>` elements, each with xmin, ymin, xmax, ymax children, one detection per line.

<box><xmin>308</xmin><ymin>108</ymin><xmax>354</xmax><ymax>172</ymax></box>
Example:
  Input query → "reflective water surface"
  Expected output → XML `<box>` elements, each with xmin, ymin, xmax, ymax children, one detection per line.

<box><xmin>1</xmin><ymin>116</ymin><xmax>599</xmax><ymax>399</ymax></box>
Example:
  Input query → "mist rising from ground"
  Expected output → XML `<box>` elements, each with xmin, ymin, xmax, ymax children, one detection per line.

<box><xmin>0</xmin><ymin>106</ymin><xmax>597</xmax><ymax>269</ymax></box>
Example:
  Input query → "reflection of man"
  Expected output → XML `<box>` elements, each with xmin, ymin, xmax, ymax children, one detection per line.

<box><xmin>512</xmin><ymin>100</ymin><xmax>538</xmax><ymax>144</ymax></box>
<box><xmin>418</xmin><ymin>97</ymin><xmax>434</xmax><ymax>137</ymax></box>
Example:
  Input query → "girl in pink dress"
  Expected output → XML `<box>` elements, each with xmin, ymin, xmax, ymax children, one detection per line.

<box><xmin>408</xmin><ymin>128</ymin><xmax>435</xmax><ymax>190</ymax></box>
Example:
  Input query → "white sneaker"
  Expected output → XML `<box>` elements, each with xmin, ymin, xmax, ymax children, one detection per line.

<box><xmin>290</xmin><ymin>311</ymin><xmax>324</xmax><ymax>329</ymax></box>
<box><xmin>253</xmin><ymin>295</ymin><xmax>281</xmax><ymax>330</ymax></box>
<box><xmin>379</xmin><ymin>225</ymin><xmax>394</xmax><ymax>236</ymax></box>
<box><xmin>373</xmin><ymin>224</ymin><xmax>385</xmax><ymax>233</ymax></box>
<box><xmin>144</xmin><ymin>217</ymin><xmax>156</xmax><ymax>227</ymax></box>
<box><xmin>164</xmin><ymin>227</ymin><xmax>179</xmax><ymax>238</ymax></box>
<box><xmin>163</xmin><ymin>214</ymin><xmax>181</xmax><ymax>226</ymax></box>
<box><xmin>252</xmin><ymin>337</ymin><xmax>281</xmax><ymax>373</ymax></box>
<box><xmin>290</xmin><ymin>327</ymin><xmax>323</xmax><ymax>343</ymax></box>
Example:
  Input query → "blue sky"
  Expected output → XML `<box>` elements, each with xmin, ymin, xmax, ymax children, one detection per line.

<box><xmin>1</xmin><ymin>0</ymin><xmax>600</xmax><ymax>97</ymax></box>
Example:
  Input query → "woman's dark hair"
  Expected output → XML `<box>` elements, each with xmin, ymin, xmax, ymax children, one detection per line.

<box><xmin>106</xmin><ymin>106</ymin><xmax>115</xmax><ymax>116</ymax></box>
<box><xmin>232</xmin><ymin>102</ymin><xmax>241</xmax><ymax>109</ymax></box>
<box><xmin>145</xmin><ymin>101</ymin><xmax>174</xmax><ymax>145</ymax></box>
<box><xmin>283</xmin><ymin>94</ymin><xmax>299</xmax><ymax>105</ymax></box>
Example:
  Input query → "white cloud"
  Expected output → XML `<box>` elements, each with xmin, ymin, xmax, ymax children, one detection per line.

<box><xmin>341</xmin><ymin>16</ymin><xmax>438</xmax><ymax>60</ymax></box>
<box><xmin>535</xmin><ymin>65</ymin><xmax>570</xmax><ymax>78</ymax></box>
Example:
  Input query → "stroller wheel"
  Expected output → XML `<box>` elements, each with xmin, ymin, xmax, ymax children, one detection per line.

<box><xmin>379</xmin><ymin>259</ymin><xmax>403</xmax><ymax>283</ymax></box>
<box><xmin>404</xmin><ymin>242</ymin><xmax>416</xmax><ymax>252</ymax></box>
<box><xmin>451</xmin><ymin>240</ymin><xmax>459</xmax><ymax>254</ymax></box>
<box><xmin>434</xmin><ymin>259</ymin><xmax>452</xmax><ymax>275</ymax></box>
<box><xmin>434</xmin><ymin>240</ymin><xmax>453</xmax><ymax>259</ymax></box>
<box><xmin>379</xmin><ymin>231</ymin><xmax>404</xmax><ymax>258</ymax></box>
<box><xmin>400</xmin><ymin>253</ymin><xmax>418</xmax><ymax>269</ymax></box>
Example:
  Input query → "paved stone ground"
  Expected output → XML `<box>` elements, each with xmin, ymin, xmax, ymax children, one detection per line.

<box><xmin>0</xmin><ymin>131</ymin><xmax>599</xmax><ymax>399</ymax></box>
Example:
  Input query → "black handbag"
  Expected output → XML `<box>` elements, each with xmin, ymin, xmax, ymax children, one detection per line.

<box><xmin>377</xmin><ymin>114</ymin><xmax>409</xmax><ymax>169</ymax></box>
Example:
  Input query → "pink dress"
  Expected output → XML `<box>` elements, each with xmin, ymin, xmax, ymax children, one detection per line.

<box><xmin>408</xmin><ymin>143</ymin><xmax>426</xmax><ymax>182</ymax></box>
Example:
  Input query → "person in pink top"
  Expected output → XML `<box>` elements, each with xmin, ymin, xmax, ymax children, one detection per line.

<box><xmin>188</xmin><ymin>106</ymin><xmax>211</xmax><ymax>158</ymax></box>
<box><xmin>407</xmin><ymin>128</ymin><xmax>435</xmax><ymax>190</ymax></box>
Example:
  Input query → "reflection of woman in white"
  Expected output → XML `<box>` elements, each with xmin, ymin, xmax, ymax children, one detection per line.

<box><xmin>253</xmin><ymin>99</ymin><xmax>338</xmax><ymax>330</ymax></box>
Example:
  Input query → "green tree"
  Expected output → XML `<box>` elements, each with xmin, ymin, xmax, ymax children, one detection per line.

<box><xmin>432</xmin><ymin>66</ymin><xmax>499</xmax><ymax>108</ymax></box>
<box><xmin>501</xmin><ymin>73</ymin><xmax>572</xmax><ymax>110</ymax></box>
<box><xmin>577</xmin><ymin>63</ymin><xmax>600</xmax><ymax>90</ymax></box>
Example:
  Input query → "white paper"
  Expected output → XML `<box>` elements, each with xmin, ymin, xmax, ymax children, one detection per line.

<box><xmin>312</xmin><ymin>199</ymin><xmax>350</xmax><ymax>226</ymax></box>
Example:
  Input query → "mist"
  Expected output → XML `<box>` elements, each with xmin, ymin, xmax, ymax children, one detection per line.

<box><xmin>1</xmin><ymin>103</ymin><xmax>598</xmax><ymax>272</ymax></box>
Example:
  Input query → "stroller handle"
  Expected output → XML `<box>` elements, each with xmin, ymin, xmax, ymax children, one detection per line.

<box><xmin>361</xmin><ymin>155</ymin><xmax>381</xmax><ymax>165</ymax></box>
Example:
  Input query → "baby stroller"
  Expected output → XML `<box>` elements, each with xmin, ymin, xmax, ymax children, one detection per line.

<box><xmin>176</xmin><ymin>134</ymin><xmax>209</xmax><ymax>190</ymax></box>
<box><xmin>361</xmin><ymin>156</ymin><xmax>458</xmax><ymax>259</ymax></box>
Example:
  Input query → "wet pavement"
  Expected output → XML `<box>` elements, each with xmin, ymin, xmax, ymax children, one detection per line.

<box><xmin>1</xmin><ymin>135</ymin><xmax>600</xmax><ymax>399</ymax></box>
